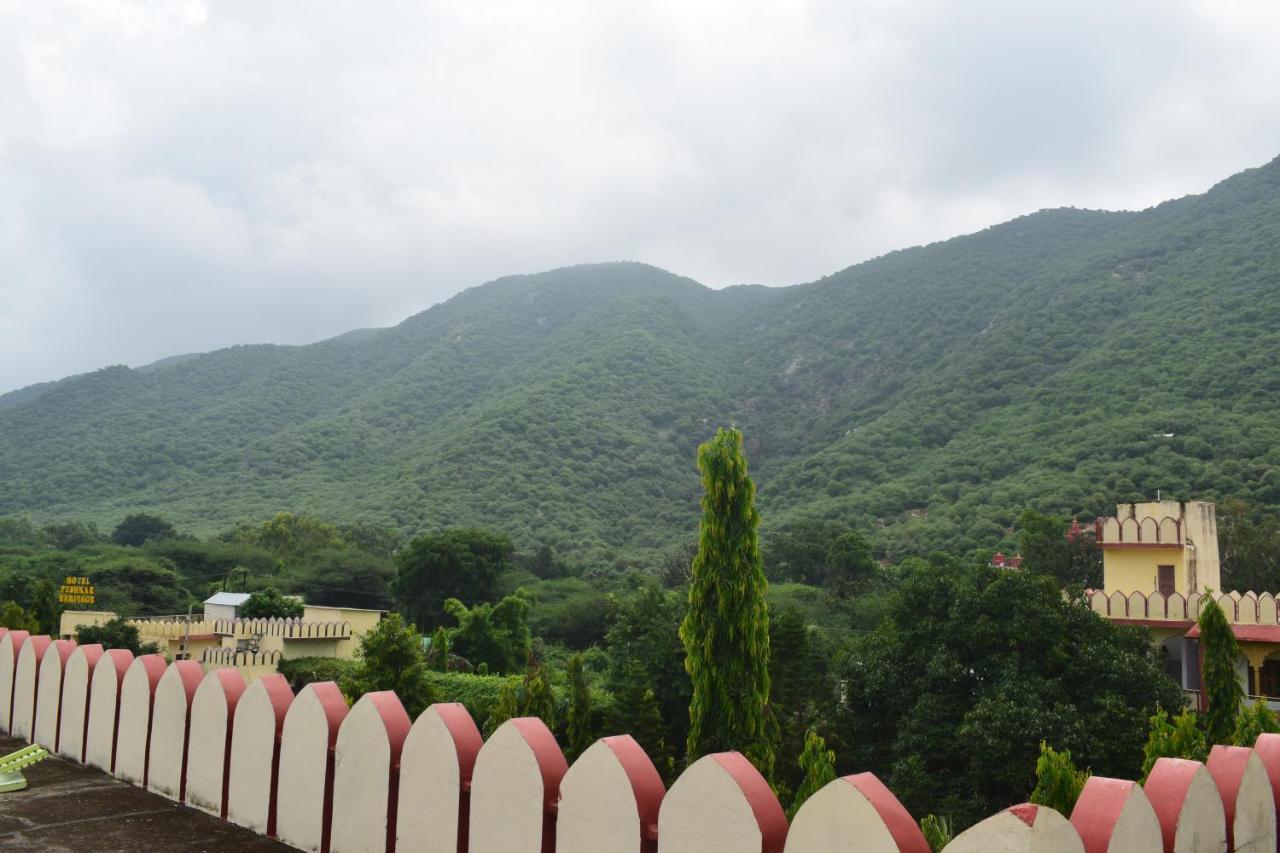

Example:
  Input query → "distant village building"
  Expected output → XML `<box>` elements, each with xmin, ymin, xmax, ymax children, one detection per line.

<box><xmin>59</xmin><ymin>596</ymin><xmax>383</xmax><ymax>680</ymax></box>
<box><xmin>1084</xmin><ymin>499</ymin><xmax>1276</xmax><ymax>710</ymax></box>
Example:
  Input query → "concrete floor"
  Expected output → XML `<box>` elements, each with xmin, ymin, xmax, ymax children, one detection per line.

<box><xmin>0</xmin><ymin>737</ymin><xmax>295</xmax><ymax>852</ymax></box>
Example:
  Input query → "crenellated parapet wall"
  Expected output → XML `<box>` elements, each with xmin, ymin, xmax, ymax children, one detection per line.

<box><xmin>2</xmin><ymin>623</ymin><xmax>1277</xmax><ymax>852</ymax></box>
<box><xmin>1085</xmin><ymin>588</ymin><xmax>1280</xmax><ymax>626</ymax></box>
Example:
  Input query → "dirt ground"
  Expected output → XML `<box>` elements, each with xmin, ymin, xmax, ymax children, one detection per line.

<box><xmin>0</xmin><ymin>736</ymin><xmax>295</xmax><ymax>852</ymax></box>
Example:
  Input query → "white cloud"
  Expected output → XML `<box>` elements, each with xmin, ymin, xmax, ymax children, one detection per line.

<box><xmin>1</xmin><ymin>0</ymin><xmax>1278</xmax><ymax>392</ymax></box>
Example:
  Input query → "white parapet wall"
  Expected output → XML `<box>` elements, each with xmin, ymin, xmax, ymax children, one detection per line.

<box><xmin>84</xmin><ymin>648</ymin><xmax>133</xmax><ymax>773</ymax></box>
<box><xmin>657</xmin><ymin>752</ymin><xmax>788</xmax><ymax>853</ymax></box>
<box><xmin>395</xmin><ymin>702</ymin><xmax>483</xmax><ymax>853</ymax></box>
<box><xmin>784</xmin><ymin>772</ymin><xmax>931</xmax><ymax>853</ymax></box>
<box><xmin>146</xmin><ymin>659</ymin><xmax>206</xmax><ymax>801</ymax></box>
<box><xmin>557</xmin><ymin>735</ymin><xmax>665</xmax><ymax>853</ymax></box>
<box><xmin>33</xmin><ymin>639</ymin><xmax>77</xmax><ymax>751</ymax></box>
<box><xmin>186</xmin><ymin>668</ymin><xmax>247</xmax><ymax>818</ymax></box>
<box><xmin>8</xmin><ymin>634</ymin><xmax>50</xmax><ymax>741</ymax></box>
<box><xmin>469</xmin><ymin>717</ymin><xmax>569</xmax><ymax>853</ymax></box>
<box><xmin>1206</xmin><ymin>746</ymin><xmax>1275</xmax><ymax>853</ymax></box>
<box><xmin>56</xmin><ymin>644</ymin><xmax>103</xmax><ymax>763</ymax></box>
<box><xmin>0</xmin><ymin>629</ymin><xmax>30</xmax><ymax>733</ymax></box>
<box><xmin>39</xmin><ymin>649</ymin><xmax>1280</xmax><ymax>853</ymax></box>
<box><xmin>329</xmin><ymin>691</ymin><xmax>412</xmax><ymax>853</ymax></box>
<box><xmin>1069</xmin><ymin>776</ymin><xmax>1162</xmax><ymax>852</ymax></box>
<box><xmin>1143</xmin><ymin>758</ymin><xmax>1228</xmax><ymax>853</ymax></box>
<box><xmin>226</xmin><ymin>673</ymin><xmax>292</xmax><ymax>835</ymax></box>
<box><xmin>113</xmin><ymin>654</ymin><xmax>169</xmax><ymax>787</ymax></box>
<box><xmin>948</xmin><ymin>804</ymin><xmax>1085</xmax><ymax>853</ymax></box>
<box><xmin>276</xmin><ymin>680</ymin><xmax>349</xmax><ymax>853</ymax></box>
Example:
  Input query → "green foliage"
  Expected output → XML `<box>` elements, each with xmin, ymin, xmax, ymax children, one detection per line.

<box><xmin>444</xmin><ymin>591</ymin><xmax>532</xmax><ymax>675</ymax></box>
<box><xmin>1140</xmin><ymin>707</ymin><xmax>1207</xmax><ymax>782</ymax></box>
<box><xmin>521</xmin><ymin>663</ymin><xmax>557</xmax><ymax>729</ymax></box>
<box><xmin>789</xmin><ymin>729</ymin><xmax>837</xmax><ymax>819</ymax></box>
<box><xmin>920</xmin><ymin>815</ymin><xmax>954</xmax><ymax>853</ymax></box>
<box><xmin>112</xmin><ymin>514</ymin><xmax>176</xmax><ymax>547</ymax></box>
<box><xmin>1018</xmin><ymin>510</ymin><xmax>1101</xmax><ymax>589</ymax></box>
<box><xmin>6</xmin><ymin>155</ymin><xmax>1280</xmax><ymax>568</ymax></box>
<box><xmin>1233</xmin><ymin>699</ymin><xmax>1280</xmax><ymax>746</ymax></box>
<box><xmin>681</xmin><ymin>428</ymin><xmax>773</xmax><ymax>776</ymax></box>
<box><xmin>1200</xmin><ymin>595</ymin><xmax>1244</xmax><ymax>745</ymax></box>
<box><xmin>770</xmin><ymin>608</ymin><xmax>835</xmax><ymax>798</ymax></box>
<box><xmin>355</xmin><ymin>613</ymin><xmax>436</xmax><ymax>718</ymax></box>
<box><xmin>564</xmin><ymin>653</ymin><xmax>593</xmax><ymax>761</ymax></box>
<box><xmin>606</xmin><ymin>583</ymin><xmax>691</xmax><ymax>753</ymax></box>
<box><xmin>74</xmin><ymin>617</ymin><xmax>163</xmax><ymax>656</ymax></box>
<box><xmin>277</xmin><ymin>656</ymin><xmax>361</xmax><ymax>694</ymax></box>
<box><xmin>839</xmin><ymin>556</ymin><xmax>1185</xmax><ymax>828</ymax></box>
<box><xmin>395</xmin><ymin>529</ymin><xmax>513</xmax><ymax>631</ymax></box>
<box><xmin>427</xmin><ymin>626</ymin><xmax>453</xmax><ymax>672</ymax></box>
<box><xmin>239</xmin><ymin>587</ymin><xmax>305</xmax><ymax>619</ymax></box>
<box><xmin>1029</xmin><ymin>742</ymin><xmax>1089</xmax><ymax>816</ymax></box>
<box><xmin>612</xmin><ymin>660</ymin><xmax>676</xmax><ymax>782</ymax></box>
<box><xmin>485</xmin><ymin>681</ymin><xmax>520</xmax><ymax>737</ymax></box>
<box><xmin>1219</xmin><ymin>498</ymin><xmax>1280</xmax><ymax>593</ymax></box>
<box><xmin>0</xmin><ymin>601</ymin><xmax>39</xmax><ymax>632</ymax></box>
<box><xmin>825</xmin><ymin>530</ymin><xmax>877</xmax><ymax>597</ymax></box>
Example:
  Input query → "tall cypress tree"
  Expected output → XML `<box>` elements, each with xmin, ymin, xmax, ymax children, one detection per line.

<box><xmin>680</xmin><ymin>427</ymin><xmax>773</xmax><ymax>776</ymax></box>
<box><xmin>1200</xmin><ymin>595</ymin><xmax>1243</xmax><ymax>745</ymax></box>
<box><xmin>565</xmin><ymin>653</ymin><xmax>594</xmax><ymax>761</ymax></box>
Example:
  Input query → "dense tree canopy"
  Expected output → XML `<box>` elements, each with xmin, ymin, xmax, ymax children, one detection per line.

<box><xmin>111</xmin><ymin>513</ymin><xmax>177</xmax><ymax>547</ymax></box>
<box><xmin>838</xmin><ymin>555</ymin><xmax>1184</xmax><ymax>827</ymax></box>
<box><xmin>394</xmin><ymin>529</ymin><xmax>513</xmax><ymax>631</ymax></box>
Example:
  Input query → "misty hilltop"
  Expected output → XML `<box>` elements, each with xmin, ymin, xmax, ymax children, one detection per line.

<box><xmin>2</xmin><ymin>156</ymin><xmax>1279</xmax><ymax>562</ymax></box>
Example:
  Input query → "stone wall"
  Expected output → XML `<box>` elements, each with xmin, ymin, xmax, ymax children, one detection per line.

<box><xmin>0</xmin><ymin>624</ymin><xmax>1274</xmax><ymax>852</ymax></box>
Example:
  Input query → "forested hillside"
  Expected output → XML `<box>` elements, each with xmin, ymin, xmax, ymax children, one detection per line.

<box><xmin>2</xmin><ymin>156</ymin><xmax>1278</xmax><ymax>562</ymax></box>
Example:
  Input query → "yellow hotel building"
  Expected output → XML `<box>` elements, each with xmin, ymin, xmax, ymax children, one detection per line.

<box><xmin>1086</xmin><ymin>499</ymin><xmax>1280</xmax><ymax>708</ymax></box>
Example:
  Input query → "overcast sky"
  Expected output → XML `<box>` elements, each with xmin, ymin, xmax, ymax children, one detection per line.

<box><xmin>2</xmin><ymin>0</ymin><xmax>1279</xmax><ymax>394</ymax></box>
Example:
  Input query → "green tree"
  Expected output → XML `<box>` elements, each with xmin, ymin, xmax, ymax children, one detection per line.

<box><xmin>1028</xmin><ymin>742</ymin><xmax>1089</xmax><ymax>816</ymax></box>
<box><xmin>606</xmin><ymin>583</ymin><xmax>691</xmax><ymax>752</ymax></box>
<box><xmin>355</xmin><ymin>613</ymin><xmax>435</xmax><ymax>717</ymax></box>
<box><xmin>521</xmin><ymin>662</ymin><xmax>557</xmax><ymax>729</ymax></box>
<box><xmin>426</xmin><ymin>626</ymin><xmax>453</xmax><ymax>672</ymax></box>
<box><xmin>394</xmin><ymin>529</ymin><xmax>513</xmax><ymax>630</ymax></box>
<box><xmin>613</xmin><ymin>660</ymin><xmax>676</xmax><ymax>782</ymax></box>
<box><xmin>0</xmin><ymin>602</ymin><xmax>40</xmax><ymax>633</ymax></box>
<box><xmin>838</xmin><ymin>555</ymin><xmax>1184</xmax><ymax>827</ymax></box>
<box><xmin>112</xmin><ymin>513</ymin><xmax>177</xmax><ymax>547</ymax></box>
<box><xmin>485</xmin><ymin>681</ymin><xmax>520</xmax><ymax>737</ymax></box>
<box><xmin>763</xmin><ymin>519</ymin><xmax>846</xmax><ymax>585</ymax></box>
<box><xmin>681</xmin><ymin>427</ymin><xmax>773</xmax><ymax>776</ymax></box>
<box><xmin>825</xmin><ymin>531</ymin><xmax>876</xmax><ymax>597</ymax></box>
<box><xmin>1233</xmin><ymin>699</ymin><xmax>1280</xmax><ymax>746</ymax></box>
<box><xmin>769</xmin><ymin>608</ymin><xmax>833</xmax><ymax>797</ymax></box>
<box><xmin>1017</xmin><ymin>509</ymin><xmax>1101</xmax><ymax>588</ymax></box>
<box><xmin>444</xmin><ymin>591</ymin><xmax>532</xmax><ymax>675</ymax></box>
<box><xmin>41</xmin><ymin>521</ymin><xmax>102</xmax><ymax>551</ymax></box>
<box><xmin>29</xmin><ymin>579</ymin><xmax>61</xmax><ymax>635</ymax></box>
<box><xmin>1200</xmin><ymin>595</ymin><xmax>1244</xmax><ymax>745</ymax></box>
<box><xmin>789</xmin><ymin>729</ymin><xmax>837</xmax><ymax>819</ymax></box>
<box><xmin>239</xmin><ymin>587</ymin><xmax>305</xmax><ymax>619</ymax></box>
<box><xmin>75</xmin><ymin>617</ymin><xmax>161</xmax><ymax>655</ymax></box>
<box><xmin>231</xmin><ymin>512</ymin><xmax>343</xmax><ymax>562</ymax></box>
<box><xmin>1140</xmin><ymin>707</ymin><xmax>1207</xmax><ymax>781</ymax></box>
<box><xmin>565</xmin><ymin>653</ymin><xmax>594</xmax><ymax>761</ymax></box>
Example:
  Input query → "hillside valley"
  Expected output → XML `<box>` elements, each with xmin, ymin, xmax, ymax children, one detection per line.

<box><xmin>2</xmin><ymin>156</ymin><xmax>1279</xmax><ymax>564</ymax></box>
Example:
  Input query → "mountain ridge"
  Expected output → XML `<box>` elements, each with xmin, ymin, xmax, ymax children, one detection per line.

<box><xmin>2</xmin><ymin>156</ymin><xmax>1278</xmax><ymax>562</ymax></box>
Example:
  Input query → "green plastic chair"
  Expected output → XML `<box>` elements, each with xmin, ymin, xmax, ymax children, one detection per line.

<box><xmin>0</xmin><ymin>744</ymin><xmax>50</xmax><ymax>793</ymax></box>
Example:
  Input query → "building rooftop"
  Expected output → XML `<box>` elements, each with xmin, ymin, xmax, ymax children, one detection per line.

<box><xmin>0</xmin><ymin>736</ymin><xmax>292</xmax><ymax>852</ymax></box>
<box><xmin>203</xmin><ymin>592</ymin><xmax>252</xmax><ymax>607</ymax></box>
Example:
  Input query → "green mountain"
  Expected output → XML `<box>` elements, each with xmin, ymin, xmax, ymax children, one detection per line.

<box><xmin>3</xmin><ymin>157</ymin><xmax>1279</xmax><ymax>563</ymax></box>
